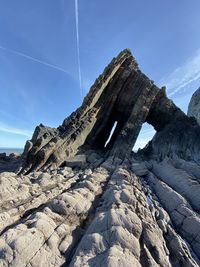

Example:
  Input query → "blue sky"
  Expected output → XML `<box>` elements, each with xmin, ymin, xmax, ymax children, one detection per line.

<box><xmin>0</xmin><ymin>0</ymin><xmax>200</xmax><ymax>149</ymax></box>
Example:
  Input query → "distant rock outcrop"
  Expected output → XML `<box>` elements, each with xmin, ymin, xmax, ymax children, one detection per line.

<box><xmin>188</xmin><ymin>87</ymin><xmax>200</xmax><ymax>125</ymax></box>
<box><xmin>0</xmin><ymin>153</ymin><xmax>21</xmax><ymax>173</ymax></box>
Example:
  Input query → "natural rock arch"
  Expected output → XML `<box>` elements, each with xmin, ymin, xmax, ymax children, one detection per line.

<box><xmin>21</xmin><ymin>49</ymin><xmax>200</xmax><ymax>173</ymax></box>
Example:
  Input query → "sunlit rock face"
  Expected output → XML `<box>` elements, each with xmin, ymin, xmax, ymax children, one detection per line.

<box><xmin>188</xmin><ymin>87</ymin><xmax>200</xmax><ymax>125</ymax></box>
<box><xmin>1</xmin><ymin>159</ymin><xmax>200</xmax><ymax>267</ymax></box>
<box><xmin>20</xmin><ymin>50</ymin><xmax>200</xmax><ymax>174</ymax></box>
<box><xmin>1</xmin><ymin>50</ymin><xmax>200</xmax><ymax>267</ymax></box>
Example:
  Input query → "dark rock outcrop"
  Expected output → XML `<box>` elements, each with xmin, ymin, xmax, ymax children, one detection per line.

<box><xmin>20</xmin><ymin>49</ymin><xmax>200</xmax><ymax>174</ymax></box>
<box><xmin>141</xmin><ymin>88</ymin><xmax>200</xmax><ymax>161</ymax></box>
<box><xmin>0</xmin><ymin>153</ymin><xmax>21</xmax><ymax>173</ymax></box>
<box><xmin>188</xmin><ymin>87</ymin><xmax>200</xmax><ymax>125</ymax></box>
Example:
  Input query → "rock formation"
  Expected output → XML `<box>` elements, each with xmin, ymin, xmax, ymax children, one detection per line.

<box><xmin>188</xmin><ymin>87</ymin><xmax>200</xmax><ymax>125</ymax></box>
<box><xmin>1</xmin><ymin>49</ymin><xmax>200</xmax><ymax>267</ymax></box>
<box><xmin>21</xmin><ymin>49</ymin><xmax>200</xmax><ymax>174</ymax></box>
<box><xmin>0</xmin><ymin>153</ymin><xmax>21</xmax><ymax>173</ymax></box>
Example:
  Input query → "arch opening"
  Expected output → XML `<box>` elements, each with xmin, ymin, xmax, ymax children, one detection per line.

<box><xmin>133</xmin><ymin>123</ymin><xmax>156</xmax><ymax>152</ymax></box>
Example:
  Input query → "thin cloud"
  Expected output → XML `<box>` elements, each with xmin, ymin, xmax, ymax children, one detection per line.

<box><xmin>0</xmin><ymin>45</ymin><xmax>69</xmax><ymax>74</ymax></box>
<box><xmin>159</xmin><ymin>49</ymin><xmax>200</xmax><ymax>97</ymax></box>
<box><xmin>0</xmin><ymin>122</ymin><xmax>32</xmax><ymax>137</ymax></box>
<box><xmin>75</xmin><ymin>0</ymin><xmax>83</xmax><ymax>100</ymax></box>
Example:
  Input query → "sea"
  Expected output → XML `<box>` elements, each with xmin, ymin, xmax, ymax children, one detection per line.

<box><xmin>0</xmin><ymin>148</ymin><xmax>23</xmax><ymax>156</ymax></box>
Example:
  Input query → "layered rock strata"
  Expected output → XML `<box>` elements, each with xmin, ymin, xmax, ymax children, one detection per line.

<box><xmin>21</xmin><ymin>50</ymin><xmax>200</xmax><ymax>174</ymax></box>
<box><xmin>1</xmin><ymin>158</ymin><xmax>200</xmax><ymax>266</ymax></box>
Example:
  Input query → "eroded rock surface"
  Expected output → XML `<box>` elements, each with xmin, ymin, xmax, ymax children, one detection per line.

<box><xmin>1</xmin><ymin>50</ymin><xmax>200</xmax><ymax>266</ymax></box>
<box><xmin>1</xmin><ymin>158</ymin><xmax>200</xmax><ymax>266</ymax></box>
<box><xmin>0</xmin><ymin>153</ymin><xmax>21</xmax><ymax>173</ymax></box>
<box><xmin>20</xmin><ymin>50</ymin><xmax>200</xmax><ymax>173</ymax></box>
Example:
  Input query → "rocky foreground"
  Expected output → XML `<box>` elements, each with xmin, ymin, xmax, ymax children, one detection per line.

<box><xmin>1</xmin><ymin>155</ymin><xmax>200</xmax><ymax>266</ymax></box>
<box><xmin>1</xmin><ymin>49</ymin><xmax>200</xmax><ymax>266</ymax></box>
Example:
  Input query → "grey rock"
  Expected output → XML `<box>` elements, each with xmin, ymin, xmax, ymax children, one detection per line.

<box><xmin>188</xmin><ymin>87</ymin><xmax>200</xmax><ymax>125</ymax></box>
<box><xmin>0</xmin><ymin>153</ymin><xmax>6</xmax><ymax>160</ymax></box>
<box><xmin>152</xmin><ymin>159</ymin><xmax>200</xmax><ymax>213</ymax></box>
<box><xmin>0</xmin><ymin>153</ymin><xmax>21</xmax><ymax>173</ymax></box>
<box><xmin>63</xmin><ymin>154</ymin><xmax>87</xmax><ymax>168</ymax></box>
<box><xmin>131</xmin><ymin>161</ymin><xmax>149</xmax><ymax>176</ymax></box>
<box><xmin>1</xmin><ymin>159</ymin><xmax>200</xmax><ymax>266</ymax></box>
<box><xmin>145</xmin><ymin>168</ymin><xmax>200</xmax><ymax>260</ymax></box>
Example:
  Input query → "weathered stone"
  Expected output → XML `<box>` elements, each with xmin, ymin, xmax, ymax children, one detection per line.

<box><xmin>70</xmin><ymin>167</ymin><xmax>171</xmax><ymax>267</ymax></box>
<box><xmin>0</xmin><ymin>153</ymin><xmax>6</xmax><ymax>160</ymax></box>
<box><xmin>62</xmin><ymin>154</ymin><xmax>87</xmax><ymax>168</ymax></box>
<box><xmin>1</xmin><ymin>49</ymin><xmax>200</xmax><ymax>267</ymax></box>
<box><xmin>20</xmin><ymin>49</ymin><xmax>200</xmax><ymax>173</ymax></box>
<box><xmin>140</xmin><ymin>89</ymin><xmax>200</xmax><ymax>161</ymax></box>
<box><xmin>152</xmin><ymin>159</ymin><xmax>200</xmax><ymax>213</ymax></box>
<box><xmin>145</xmin><ymin>169</ymin><xmax>200</xmax><ymax>260</ymax></box>
<box><xmin>0</xmin><ymin>153</ymin><xmax>22</xmax><ymax>173</ymax></box>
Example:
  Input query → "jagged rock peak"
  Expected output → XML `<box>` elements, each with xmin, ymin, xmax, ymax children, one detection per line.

<box><xmin>20</xmin><ymin>49</ymin><xmax>200</xmax><ymax>174</ymax></box>
<box><xmin>188</xmin><ymin>87</ymin><xmax>200</xmax><ymax>125</ymax></box>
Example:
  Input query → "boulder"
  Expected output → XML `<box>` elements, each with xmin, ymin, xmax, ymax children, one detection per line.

<box><xmin>63</xmin><ymin>154</ymin><xmax>87</xmax><ymax>168</ymax></box>
<box><xmin>0</xmin><ymin>152</ymin><xmax>6</xmax><ymax>160</ymax></box>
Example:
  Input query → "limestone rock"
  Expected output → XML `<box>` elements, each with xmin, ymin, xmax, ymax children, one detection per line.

<box><xmin>1</xmin><ymin>159</ymin><xmax>200</xmax><ymax>266</ymax></box>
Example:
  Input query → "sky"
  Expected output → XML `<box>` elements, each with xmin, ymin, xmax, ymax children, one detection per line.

<box><xmin>0</xmin><ymin>0</ymin><xmax>200</xmax><ymax>150</ymax></box>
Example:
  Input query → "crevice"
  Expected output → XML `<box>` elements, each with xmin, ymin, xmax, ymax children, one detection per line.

<box><xmin>0</xmin><ymin>171</ymin><xmax>83</xmax><ymax>237</ymax></box>
<box><xmin>152</xmin><ymin>170</ymin><xmax>200</xmax><ymax>215</ymax></box>
<box><xmin>61</xmin><ymin>169</ymin><xmax>113</xmax><ymax>266</ymax></box>
<box><xmin>139</xmin><ymin>229</ymin><xmax>148</xmax><ymax>267</ymax></box>
<box><xmin>140</xmin><ymin>172</ymin><xmax>200</xmax><ymax>265</ymax></box>
<box><xmin>0</xmin><ymin>181</ymin><xmax>71</xmax><ymax>213</ymax></box>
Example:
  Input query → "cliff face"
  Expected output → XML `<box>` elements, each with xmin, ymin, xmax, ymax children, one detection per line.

<box><xmin>188</xmin><ymin>87</ymin><xmax>200</xmax><ymax>125</ymax></box>
<box><xmin>21</xmin><ymin>49</ymin><xmax>200</xmax><ymax>174</ymax></box>
<box><xmin>1</xmin><ymin>50</ymin><xmax>200</xmax><ymax>267</ymax></box>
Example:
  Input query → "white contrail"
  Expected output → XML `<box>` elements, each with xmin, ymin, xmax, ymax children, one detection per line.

<box><xmin>0</xmin><ymin>122</ymin><xmax>32</xmax><ymax>137</ymax></box>
<box><xmin>159</xmin><ymin>48</ymin><xmax>200</xmax><ymax>97</ymax></box>
<box><xmin>75</xmin><ymin>0</ymin><xmax>83</xmax><ymax>100</ymax></box>
<box><xmin>0</xmin><ymin>45</ymin><xmax>69</xmax><ymax>74</ymax></box>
